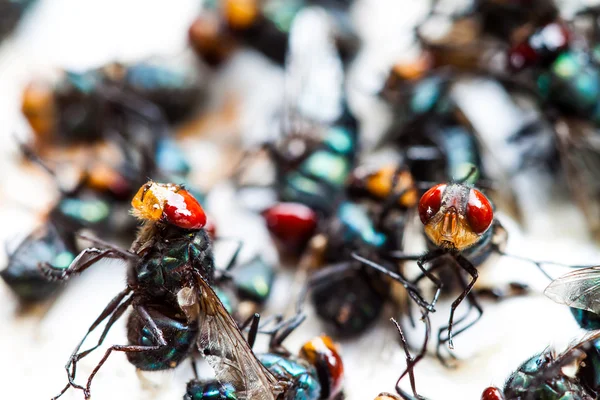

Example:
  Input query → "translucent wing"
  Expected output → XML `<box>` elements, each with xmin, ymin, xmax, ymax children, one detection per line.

<box><xmin>544</xmin><ymin>267</ymin><xmax>600</xmax><ymax>313</ymax></box>
<box><xmin>550</xmin><ymin>331</ymin><xmax>600</xmax><ymax>378</ymax></box>
<box><xmin>188</xmin><ymin>277</ymin><xmax>282</xmax><ymax>400</ymax></box>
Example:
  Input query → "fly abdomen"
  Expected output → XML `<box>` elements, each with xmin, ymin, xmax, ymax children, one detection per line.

<box><xmin>126</xmin><ymin>305</ymin><xmax>198</xmax><ymax>371</ymax></box>
<box><xmin>184</xmin><ymin>380</ymin><xmax>238</xmax><ymax>400</ymax></box>
<box><xmin>259</xmin><ymin>353</ymin><xmax>321</xmax><ymax>400</ymax></box>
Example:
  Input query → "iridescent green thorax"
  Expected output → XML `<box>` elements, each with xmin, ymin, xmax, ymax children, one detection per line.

<box><xmin>232</xmin><ymin>256</ymin><xmax>275</xmax><ymax>303</ymax></box>
<box><xmin>133</xmin><ymin>227</ymin><xmax>214</xmax><ymax>298</ymax></box>
<box><xmin>57</xmin><ymin>198</ymin><xmax>111</xmax><ymax>225</ymax></box>
<box><xmin>299</xmin><ymin>125</ymin><xmax>357</xmax><ymax>187</ymax></box>
<box><xmin>503</xmin><ymin>352</ymin><xmax>587</xmax><ymax>400</ymax></box>
<box><xmin>259</xmin><ymin>353</ymin><xmax>321</xmax><ymax>400</ymax></box>
<box><xmin>282</xmin><ymin>172</ymin><xmax>334</xmax><ymax>213</ymax></box>
<box><xmin>281</xmin><ymin>119</ymin><xmax>357</xmax><ymax>216</ymax></box>
<box><xmin>410</xmin><ymin>76</ymin><xmax>444</xmax><ymax>114</ymax></box>
<box><xmin>300</xmin><ymin>150</ymin><xmax>350</xmax><ymax>186</ymax></box>
<box><xmin>323</xmin><ymin>126</ymin><xmax>355</xmax><ymax>155</ymax></box>
<box><xmin>337</xmin><ymin>202</ymin><xmax>386</xmax><ymax>248</ymax></box>
<box><xmin>571</xmin><ymin>307</ymin><xmax>600</xmax><ymax>331</ymax></box>
<box><xmin>185</xmin><ymin>380</ymin><xmax>238</xmax><ymax>400</ymax></box>
<box><xmin>537</xmin><ymin>50</ymin><xmax>600</xmax><ymax>124</ymax></box>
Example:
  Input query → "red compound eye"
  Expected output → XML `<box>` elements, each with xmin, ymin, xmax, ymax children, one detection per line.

<box><xmin>481</xmin><ymin>387</ymin><xmax>504</xmax><ymax>400</ymax></box>
<box><xmin>466</xmin><ymin>189</ymin><xmax>493</xmax><ymax>234</ymax></box>
<box><xmin>163</xmin><ymin>189</ymin><xmax>207</xmax><ymax>230</ymax></box>
<box><xmin>418</xmin><ymin>184</ymin><xmax>446</xmax><ymax>225</ymax></box>
<box><xmin>262</xmin><ymin>202</ymin><xmax>317</xmax><ymax>251</ymax></box>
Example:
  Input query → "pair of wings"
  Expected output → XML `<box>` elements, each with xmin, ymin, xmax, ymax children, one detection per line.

<box><xmin>177</xmin><ymin>275</ymin><xmax>284</xmax><ymax>400</ymax></box>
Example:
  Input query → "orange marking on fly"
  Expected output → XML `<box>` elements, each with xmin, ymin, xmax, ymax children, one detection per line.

<box><xmin>223</xmin><ymin>0</ymin><xmax>259</xmax><ymax>30</ymax></box>
<box><xmin>21</xmin><ymin>81</ymin><xmax>56</xmax><ymax>140</ymax></box>
<box><xmin>131</xmin><ymin>181</ymin><xmax>207</xmax><ymax>230</ymax></box>
<box><xmin>391</xmin><ymin>51</ymin><xmax>433</xmax><ymax>81</ymax></box>
<box><xmin>87</xmin><ymin>164</ymin><xmax>131</xmax><ymax>199</ymax></box>
<box><xmin>418</xmin><ymin>182</ymin><xmax>493</xmax><ymax>250</ymax></box>
<box><xmin>299</xmin><ymin>335</ymin><xmax>344</xmax><ymax>398</ymax></box>
<box><xmin>363</xmin><ymin>165</ymin><xmax>418</xmax><ymax>208</ymax></box>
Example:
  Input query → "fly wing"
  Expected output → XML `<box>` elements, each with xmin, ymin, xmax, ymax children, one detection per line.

<box><xmin>192</xmin><ymin>276</ymin><xmax>281</xmax><ymax>400</ymax></box>
<box><xmin>544</xmin><ymin>267</ymin><xmax>600</xmax><ymax>314</ymax></box>
<box><xmin>553</xmin><ymin>331</ymin><xmax>600</xmax><ymax>372</ymax></box>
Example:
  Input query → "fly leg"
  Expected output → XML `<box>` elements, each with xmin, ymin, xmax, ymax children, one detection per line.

<box><xmin>51</xmin><ymin>287</ymin><xmax>132</xmax><ymax>399</ymax></box>
<box><xmin>69</xmin><ymin>295</ymin><xmax>135</xmax><ymax>368</ymax></box>
<box><xmin>39</xmin><ymin>247</ymin><xmax>129</xmax><ymax>280</ymax></box>
<box><xmin>268</xmin><ymin>313</ymin><xmax>307</xmax><ymax>356</ymax></box>
<box><xmin>392</xmin><ymin>309</ymin><xmax>431</xmax><ymax>400</ymax></box>
<box><xmin>352</xmin><ymin>253</ymin><xmax>433</xmax><ymax>310</ymax></box>
<box><xmin>387</xmin><ymin>248</ymin><xmax>447</xmax><ymax>311</ymax></box>
<box><xmin>83</xmin><ymin>345</ymin><xmax>162</xmax><ymax>400</ymax></box>
<box><xmin>444</xmin><ymin>254</ymin><xmax>480</xmax><ymax>350</ymax></box>
<box><xmin>82</xmin><ymin>304</ymin><xmax>168</xmax><ymax>400</ymax></box>
<box><xmin>492</xmin><ymin>244</ymin><xmax>555</xmax><ymax>280</ymax></box>
<box><xmin>238</xmin><ymin>312</ymin><xmax>261</xmax><ymax>349</ymax></box>
<box><xmin>221</xmin><ymin>238</ymin><xmax>243</xmax><ymax>272</ymax></box>
<box><xmin>212</xmin><ymin>237</ymin><xmax>244</xmax><ymax>282</ymax></box>
<box><xmin>76</xmin><ymin>233</ymin><xmax>138</xmax><ymax>260</ymax></box>
<box><xmin>435</xmin><ymin>262</ymin><xmax>483</xmax><ymax>366</ymax></box>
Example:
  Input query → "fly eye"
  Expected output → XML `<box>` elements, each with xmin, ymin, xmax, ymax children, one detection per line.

<box><xmin>262</xmin><ymin>202</ymin><xmax>318</xmax><ymax>251</ymax></box>
<box><xmin>418</xmin><ymin>183</ymin><xmax>446</xmax><ymax>225</ymax></box>
<box><xmin>163</xmin><ymin>189</ymin><xmax>207</xmax><ymax>230</ymax></box>
<box><xmin>466</xmin><ymin>189</ymin><xmax>493</xmax><ymax>234</ymax></box>
<box><xmin>481</xmin><ymin>387</ymin><xmax>504</xmax><ymax>400</ymax></box>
